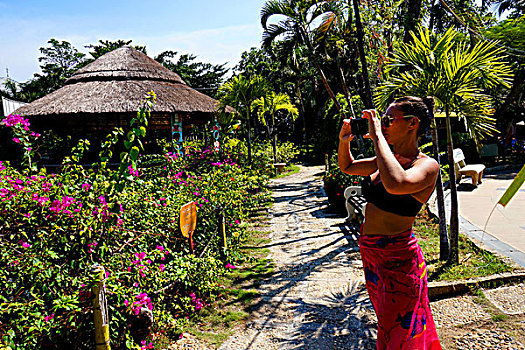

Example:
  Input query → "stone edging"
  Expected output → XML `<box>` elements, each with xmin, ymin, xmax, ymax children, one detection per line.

<box><xmin>428</xmin><ymin>271</ymin><xmax>525</xmax><ymax>301</ymax></box>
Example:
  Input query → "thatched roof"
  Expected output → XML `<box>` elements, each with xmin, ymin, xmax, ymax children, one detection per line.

<box><xmin>16</xmin><ymin>47</ymin><xmax>227</xmax><ymax>116</ymax></box>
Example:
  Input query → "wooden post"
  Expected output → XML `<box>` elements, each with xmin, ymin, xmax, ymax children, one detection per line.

<box><xmin>216</xmin><ymin>207</ymin><xmax>227</xmax><ymax>260</ymax></box>
<box><xmin>91</xmin><ymin>264</ymin><xmax>110</xmax><ymax>350</ymax></box>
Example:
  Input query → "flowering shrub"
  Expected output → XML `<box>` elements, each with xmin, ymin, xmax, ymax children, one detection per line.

<box><xmin>0</xmin><ymin>114</ymin><xmax>40</xmax><ymax>170</ymax></box>
<box><xmin>0</xmin><ymin>100</ymin><xmax>272</xmax><ymax>347</ymax></box>
<box><xmin>323</xmin><ymin>154</ymin><xmax>362</xmax><ymax>212</ymax></box>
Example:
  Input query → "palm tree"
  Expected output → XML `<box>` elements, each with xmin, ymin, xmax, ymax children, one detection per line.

<box><xmin>313</xmin><ymin>0</ymin><xmax>373</xmax><ymax>109</ymax></box>
<box><xmin>375</xmin><ymin>26</ymin><xmax>512</xmax><ymax>264</ymax></box>
<box><xmin>217</xmin><ymin>74</ymin><xmax>268</xmax><ymax>163</ymax></box>
<box><xmin>252</xmin><ymin>91</ymin><xmax>299</xmax><ymax>163</ymax></box>
<box><xmin>261</xmin><ymin>0</ymin><xmax>346</xmax><ymax>113</ymax></box>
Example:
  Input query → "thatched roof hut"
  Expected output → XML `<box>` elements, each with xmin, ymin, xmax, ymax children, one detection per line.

<box><xmin>16</xmin><ymin>47</ymin><xmax>228</xmax><ymax>137</ymax></box>
<box><xmin>13</xmin><ymin>47</ymin><xmax>232</xmax><ymax>163</ymax></box>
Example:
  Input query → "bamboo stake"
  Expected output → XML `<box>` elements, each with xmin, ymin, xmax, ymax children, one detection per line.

<box><xmin>92</xmin><ymin>264</ymin><xmax>111</xmax><ymax>350</ymax></box>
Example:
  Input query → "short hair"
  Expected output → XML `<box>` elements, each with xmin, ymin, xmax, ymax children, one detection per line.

<box><xmin>392</xmin><ymin>96</ymin><xmax>434</xmax><ymax>137</ymax></box>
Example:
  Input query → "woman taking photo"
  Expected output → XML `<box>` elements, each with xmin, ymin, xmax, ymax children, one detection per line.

<box><xmin>338</xmin><ymin>96</ymin><xmax>442</xmax><ymax>349</ymax></box>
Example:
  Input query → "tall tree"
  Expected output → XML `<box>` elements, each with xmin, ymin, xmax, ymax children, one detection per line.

<box><xmin>485</xmin><ymin>15</ymin><xmax>525</xmax><ymax>129</ymax></box>
<box><xmin>154</xmin><ymin>51</ymin><xmax>228</xmax><ymax>98</ymax></box>
<box><xmin>16</xmin><ymin>39</ymin><xmax>86</xmax><ymax>102</ymax></box>
<box><xmin>402</xmin><ymin>0</ymin><xmax>423</xmax><ymax>43</ymax></box>
<box><xmin>85</xmin><ymin>39</ymin><xmax>147</xmax><ymax>61</ymax></box>
<box><xmin>351</xmin><ymin>0</ymin><xmax>374</xmax><ymax>108</ymax></box>
<box><xmin>217</xmin><ymin>74</ymin><xmax>268</xmax><ymax>163</ymax></box>
<box><xmin>234</xmin><ymin>46</ymin><xmax>310</xmax><ymax>144</ymax></box>
<box><xmin>252</xmin><ymin>91</ymin><xmax>299</xmax><ymax>162</ymax></box>
<box><xmin>376</xmin><ymin>27</ymin><xmax>513</xmax><ymax>264</ymax></box>
<box><xmin>261</xmin><ymin>0</ymin><xmax>345</xmax><ymax>113</ymax></box>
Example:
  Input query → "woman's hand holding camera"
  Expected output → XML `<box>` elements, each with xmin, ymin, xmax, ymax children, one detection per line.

<box><xmin>361</xmin><ymin>109</ymin><xmax>382</xmax><ymax>141</ymax></box>
<box><xmin>340</xmin><ymin>109</ymin><xmax>382</xmax><ymax>142</ymax></box>
<box><xmin>339</xmin><ymin>119</ymin><xmax>355</xmax><ymax>142</ymax></box>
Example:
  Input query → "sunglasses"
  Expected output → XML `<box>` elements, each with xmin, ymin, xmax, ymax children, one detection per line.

<box><xmin>380</xmin><ymin>114</ymin><xmax>418</xmax><ymax>128</ymax></box>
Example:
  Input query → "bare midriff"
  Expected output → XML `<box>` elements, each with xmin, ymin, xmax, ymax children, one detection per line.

<box><xmin>361</xmin><ymin>202</ymin><xmax>417</xmax><ymax>236</ymax></box>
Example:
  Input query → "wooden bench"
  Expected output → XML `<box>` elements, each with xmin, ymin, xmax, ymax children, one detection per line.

<box><xmin>453</xmin><ymin>148</ymin><xmax>485</xmax><ymax>187</ymax></box>
<box><xmin>344</xmin><ymin>186</ymin><xmax>366</xmax><ymax>223</ymax></box>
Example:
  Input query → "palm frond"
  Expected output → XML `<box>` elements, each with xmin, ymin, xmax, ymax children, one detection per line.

<box><xmin>261</xmin><ymin>0</ymin><xmax>292</xmax><ymax>29</ymax></box>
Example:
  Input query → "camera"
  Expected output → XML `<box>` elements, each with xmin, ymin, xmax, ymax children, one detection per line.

<box><xmin>350</xmin><ymin>118</ymin><xmax>368</xmax><ymax>136</ymax></box>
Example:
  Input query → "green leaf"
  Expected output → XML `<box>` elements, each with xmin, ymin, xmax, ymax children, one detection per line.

<box><xmin>139</xmin><ymin>126</ymin><xmax>146</xmax><ymax>137</ymax></box>
<box><xmin>130</xmin><ymin>146</ymin><xmax>140</xmax><ymax>161</ymax></box>
<box><xmin>498</xmin><ymin>165</ymin><xmax>525</xmax><ymax>207</ymax></box>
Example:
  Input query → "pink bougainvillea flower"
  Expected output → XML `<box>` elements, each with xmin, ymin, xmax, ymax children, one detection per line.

<box><xmin>124</xmin><ymin>300</ymin><xmax>129</xmax><ymax>307</ymax></box>
<box><xmin>225</xmin><ymin>263</ymin><xmax>236</xmax><ymax>269</ymax></box>
<box><xmin>156</xmin><ymin>245</ymin><xmax>164</xmax><ymax>252</ymax></box>
<box><xmin>44</xmin><ymin>313</ymin><xmax>54</xmax><ymax>322</ymax></box>
<box><xmin>19</xmin><ymin>240</ymin><xmax>31</xmax><ymax>249</ymax></box>
<box><xmin>128</xmin><ymin>164</ymin><xmax>139</xmax><ymax>177</ymax></box>
<box><xmin>140</xmin><ymin>341</ymin><xmax>154</xmax><ymax>349</ymax></box>
<box><xmin>81</xmin><ymin>183</ymin><xmax>91</xmax><ymax>191</ymax></box>
<box><xmin>159</xmin><ymin>264</ymin><xmax>165</xmax><ymax>272</ymax></box>
<box><xmin>12</xmin><ymin>138</ymin><xmax>20</xmax><ymax>143</ymax></box>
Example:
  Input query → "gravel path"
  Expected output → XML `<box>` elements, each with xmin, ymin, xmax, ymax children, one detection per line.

<box><xmin>171</xmin><ymin>165</ymin><xmax>525</xmax><ymax>350</ymax></box>
<box><xmin>219</xmin><ymin>165</ymin><xmax>377</xmax><ymax>350</ymax></box>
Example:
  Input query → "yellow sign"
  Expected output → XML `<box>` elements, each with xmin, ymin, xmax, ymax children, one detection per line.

<box><xmin>180</xmin><ymin>201</ymin><xmax>197</xmax><ymax>239</ymax></box>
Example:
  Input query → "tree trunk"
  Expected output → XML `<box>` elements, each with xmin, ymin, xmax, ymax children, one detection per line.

<box><xmin>402</xmin><ymin>0</ymin><xmax>423</xmax><ymax>43</ymax></box>
<box><xmin>352</xmin><ymin>0</ymin><xmax>374</xmax><ymax>108</ymax></box>
<box><xmin>431</xmin><ymin>125</ymin><xmax>449</xmax><ymax>260</ymax></box>
<box><xmin>428</xmin><ymin>0</ymin><xmax>438</xmax><ymax>32</ymax></box>
<box><xmin>338</xmin><ymin>64</ymin><xmax>356</xmax><ymax>118</ymax></box>
<box><xmin>495</xmin><ymin>66</ymin><xmax>524</xmax><ymax>122</ymax></box>
<box><xmin>315</xmin><ymin>62</ymin><xmax>343</xmax><ymax>114</ymax></box>
<box><xmin>445</xmin><ymin>112</ymin><xmax>459</xmax><ymax>265</ymax></box>
<box><xmin>296</xmin><ymin>84</ymin><xmax>308</xmax><ymax>145</ymax></box>
<box><xmin>273</xmin><ymin>132</ymin><xmax>278</xmax><ymax>164</ymax></box>
<box><xmin>246</xmin><ymin>110</ymin><xmax>252</xmax><ymax>163</ymax></box>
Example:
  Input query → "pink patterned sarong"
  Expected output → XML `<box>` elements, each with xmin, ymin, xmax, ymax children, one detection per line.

<box><xmin>359</xmin><ymin>228</ymin><xmax>442</xmax><ymax>350</ymax></box>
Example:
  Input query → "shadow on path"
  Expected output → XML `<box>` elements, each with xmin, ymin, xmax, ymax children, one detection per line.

<box><xmin>242</xmin><ymin>170</ymin><xmax>376</xmax><ymax>349</ymax></box>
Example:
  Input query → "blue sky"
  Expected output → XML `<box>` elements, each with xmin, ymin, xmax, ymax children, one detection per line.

<box><xmin>0</xmin><ymin>0</ymin><xmax>268</xmax><ymax>82</ymax></box>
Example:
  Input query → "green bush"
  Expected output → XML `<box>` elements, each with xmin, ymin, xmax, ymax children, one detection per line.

<box><xmin>0</xmin><ymin>104</ymin><xmax>272</xmax><ymax>348</ymax></box>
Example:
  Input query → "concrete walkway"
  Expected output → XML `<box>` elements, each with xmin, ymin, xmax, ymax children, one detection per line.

<box><xmin>434</xmin><ymin>168</ymin><xmax>525</xmax><ymax>268</ymax></box>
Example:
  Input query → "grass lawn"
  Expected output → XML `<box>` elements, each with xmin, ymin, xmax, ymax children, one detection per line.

<box><xmin>415</xmin><ymin>208</ymin><xmax>514</xmax><ymax>282</ymax></box>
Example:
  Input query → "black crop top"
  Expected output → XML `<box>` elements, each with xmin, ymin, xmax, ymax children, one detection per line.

<box><xmin>361</xmin><ymin>176</ymin><xmax>424</xmax><ymax>217</ymax></box>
